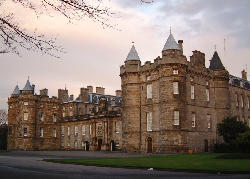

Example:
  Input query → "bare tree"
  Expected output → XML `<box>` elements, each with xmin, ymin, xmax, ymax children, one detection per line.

<box><xmin>0</xmin><ymin>110</ymin><xmax>7</xmax><ymax>125</ymax></box>
<box><xmin>0</xmin><ymin>0</ymin><xmax>153</xmax><ymax>57</ymax></box>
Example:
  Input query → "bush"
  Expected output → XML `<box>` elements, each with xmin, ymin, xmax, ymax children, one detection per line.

<box><xmin>237</xmin><ymin>130</ymin><xmax>250</xmax><ymax>153</ymax></box>
<box><xmin>214</xmin><ymin>143</ymin><xmax>239</xmax><ymax>153</ymax></box>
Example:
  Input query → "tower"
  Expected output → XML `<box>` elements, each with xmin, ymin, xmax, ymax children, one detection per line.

<box><xmin>120</xmin><ymin>44</ymin><xmax>141</xmax><ymax>152</ymax></box>
<box><xmin>209</xmin><ymin>51</ymin><xmax>230</xmax><ymax>124</ymax></box>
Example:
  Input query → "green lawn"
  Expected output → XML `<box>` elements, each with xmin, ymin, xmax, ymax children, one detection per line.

<box><xmin>45</xmin><ymin>153</ymin><xmax>250</xmax><ymax>173</ymax></box>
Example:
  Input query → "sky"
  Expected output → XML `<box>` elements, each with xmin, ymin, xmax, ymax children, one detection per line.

<box><xmin>0</xmin><ymin>0</ymin><xmax>250</xmax><ymax>110</ymax></box>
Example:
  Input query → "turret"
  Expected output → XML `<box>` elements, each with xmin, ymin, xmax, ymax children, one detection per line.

<box><xmin>11</xmin><ymin>85</ymin><xmax>20</xmax><ymax>97</ymax></box>
<box><xmin>21</xmin><ymin>78</ymin><xmax>34</xmax><ymax>94</ymax></box>
<box><xmin>120</xmin><ymin>44</ymin><xmax>141</xmax><ymax>152</ymax></box>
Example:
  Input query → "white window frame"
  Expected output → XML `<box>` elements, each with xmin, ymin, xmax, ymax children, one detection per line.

<box><xmin>23</xmin><ymin>112</ymin><xmax>28</xmax><ymax>121</ymax></box>
<box><xmin>147</xmin><ymin>75</ymin><xmax>151</xmax><ymax>81</ymax></box>
<box><xmin>53</xmin><ymin>128</ymin><xmax>56</xmax><ymax>138</ymax></box>
<box><xmin>173</xmin><ymin>82</ymin><xmax>179</xmax><ymax>94</ymax></box>
<box><xmin>82</xmin><ymin>125</ymin><xmax>86</xmax><ymax>135</ymax></box>
<box><xmin>75</xmin><ymin>126</ymin><xmax>78</xmax><ymax>135</ymax></box>
<box><xmin>53</xmin><ymin>113</ymin><xmax>56</xmax><ymax>122</ymax></box>
<box><xmin>147</xmin><ymin>112</ymin><xmax>152</xmax><ymax>131</ymax></box>
<box><xmin>61</xmin><ymin>126</ymin><xmax>64</xmax><ymax>136</ymax></box>
<box><xmin>192</xmin><ymin>113</ymin><xmax>196</xmax><ymax>128</ymax></box>
<box><xmin>147</xmin><ymin>84</ymin><xmax>152</xmax><ymax>99</ymax></box>
<box><xmin>40</xmin><ymin>112</ymin><xmax>44</xmax><ymax>122</ymax></box>
<box><xmin>206</xmin><ymin>88</ymin><xmax>210</xmax><ymax>102</ymax></box>
<box><xmin>89</xmin><ymin>125</ymin><xmax>92</xmax><ymax>136</ymax></box>
<box><xmin>174</xmin><ymin>111</ymin><xmax>179</xmax><ymax>125</ymax></box>
<box><xmin>191</xmin><ymin>85</ymin><xmax>195</xmax><ymax>99</ymax></box>
<box><xmin>207</xmin><ymin>114</ymin><xmax>211</xmax><ymax>129</ymax></box>
<box><xmin>69</xmin><ymin>111</ymin><xmax>73</xmax><ymax>117</ymax></box>
<box><xmin>40</xmin><ymin>127</ymin><xmax>44</xmax><ymax>137</ymax></box>
<box><xmin>115</xmin><ymin>122</ymin><xmax>120</xmax><ymax>133</ymax></box>
<box><xmin>67</xmin><ymin>127</ymin><xmax>70</xmax><ymax>136</ymax></box>
<box><xmin>241</xmin><ymin>95</ymin><xmax>244</xmax><ymax>108</ymax></box>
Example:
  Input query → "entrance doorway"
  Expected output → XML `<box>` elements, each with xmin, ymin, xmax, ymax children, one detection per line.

<box><xmin>84</xmin><ymin>141</ymin><xmax>90</xmax><ymax>151</ymax></box>
<box><xmin>204</xmin><ymin>139</ymin><xmax>208</xmax><ymax>152</ymax></box>
<box><xmin>147</xmin><ymin>137</ymin><xmax>152</xmax><ymax>153</ymax></box>
<box><xmin>97</xmin><ymin>139</ymin><xmax>102</xmax><ymax>151</ymax></box>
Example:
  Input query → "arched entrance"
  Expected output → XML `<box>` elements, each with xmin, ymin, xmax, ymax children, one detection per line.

<box><xmin>110</xmin><ymin>140</ymin><xmax>115</xmax><ymax>151</ymax></box>
<box><xmin>147</xmin><ymin>137</ymin><xmax>152</xmax><ymax>153</ymax></box>
<box><xmin>97</xmin><ymin>139</ymin><xmax>102</xmax><ymax>151</ymax></box>
<box><xmin>204</xmin><ymin>139</ymin><xmax>208</xmax><ymax>152</ymax></box>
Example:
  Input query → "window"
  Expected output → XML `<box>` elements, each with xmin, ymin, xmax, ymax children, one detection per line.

<box><xmin>40</xmin><ymin>127</ymin><xmax>43</xmax><ymax>137</ymax></box>
<box><xmin>207</xmin><ymin>115</ymin><xmax>211</xmax><ymax>129</ymax></box>
<box><xmin>53</xmin><ymin>128</ymin><xmax>56</xmax><ymax>138</ymax></box>
<box><xmin>241</xmin><ymin>95</ymin><xmax>244</xmax><ymax>108</ymax></box>
<box><xmin>89</xmin><ymin>125</ymin><xmax>92</xmax><ymax>136</ymax></box>
<box><xmin>74</xmin><ymin>141</ymin><xmax>78</xmax><ymax>148</ymax></box>
<box><xmin>82</xmin><ymin>125</ymin><xmax>86</xmax><ymax>135</ymax></box>
<box><xmin>61</xmin><ymin>126</ymin><xmax>64</xmax><ymax>136</ymax></box>
<box><xmin>67</xmin><ymin>143</ymin><xmax>70</xmax><ymax>147</ymax></box>
<box><xmin>24</xmin><ymin>102</ymin><xmax>28</xmax><ymax>106</ymax></box>
<box><xmin>191</xmin><ymin>85</ymin><xmax>195</xmax><ymax>99</ymax></box>
<box><xmin>62</xmin><ymin>112</ymin><xmax>65</xmax><ymax>117</ymax></box>
<box><xmin>69</xmin><ymin>111</ymin><xmax>73</xmax><ymax>116</ymax></box>
<box><xmin>53</xmin><ymin>114</ymin><xmax>57</xmax><ymax>122</ymax></box>
<box><xmin>190</xmin><ymin>77</ymin><xmax>194</xmax><ymax>82</ymax></box>
<box><xmin>23</xmin><ymin>112</ymin><xmax>28</xmax><ymax>121</ymax></box>
<box><xmin>8</xmin><ymin>126</ymin><xmax>12</xmax><ymax>135</ymax></box>
<box><xmin>75</xmin><ymin>126</ymin><xmax>78</xmax><ymax>135</ymax></box>
<box><xmin>206</xmin><ymin>81</ymin><xmax>209</xmax><ymax>86</ymax></box>
<box><xmin>173</xmin><ymin>82</ymin><xmax>179</xmax><ymax>94</ymax></box>
<box><xmin>115</xmin><ymin>122</ymin><xmax>120</xmax><ymax>133</ymax></box>
<box><xmin>192</xmin><ymin>113</ymin><xmax>196</xmax><ymax>128</ymax></box>
<box><xmin>9</xmin><ymin>105</ymin><xmax>13</xmax><ymax>109</ymax></box>
<box><xmin>23</xmin><ymin>128</ymin><xmax>27</xmax><ymax>136</ymax></box>
<box><xmin>240</xmin><ymin>81</ymin><xmax>244</xmax><ymax>87</ymax></box>
<box><xmin>206</xmin><ymin>88</ymin><xmax>210</xmax><ymax>102</ymax></box>
<box><xmin>236</xmin><ymin>94</ymin><xmax>239</xmax><ymax>107</ymax></box>
<box><xmin>40</xmin><ymin>112</ymin><xmax>44</xmax><ymax>122</ymax></box>
<box><xmin>67</xmin><ymin>127</ymin><xmax>70</xmax><ymax>136</ymax></box>
<box><xmin>173</xmin><ymin>69</ymin><xmax>178</xmax><ymax>75</ymax></box>
<box><xmin>147</xmin><ymin>75</ymin><xmax>151</xmax><ymax>81</ymax></box>
<box><xmin>147</xmin><ymin>112</ymin><xmax>152</xmax><ymax>131</ymax></box>
<box><xmin>174</xmin><ymin>111</ymin><xmax>179</xmax><ymax>125</ymax></box>
<box><xmin>53</xmin><ymin>106</ymin><xmax>56</xmax><ymax>109</ymax></box>
<box><xmin>147</xmin><ymin>84</ymin><xmax>152</xmax><ymax>99</ymax></box>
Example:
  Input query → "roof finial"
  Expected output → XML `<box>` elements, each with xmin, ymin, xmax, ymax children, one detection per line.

<box><xmin>28</xmin><ymin>76</ymin><xmax>30</xmax><ymax>81</ymax></box>
<box><xmin>214</xmin><ymin>44</ymin><xmax>217</xmax><ymax>51</ymax></box>
<box><xmin>170</xmin><ymin>26</ymin><xmax>172</xmax><ymax>34</ymax></box>
<box><xmin>65</xmin><ymin>84</ymin><xmax>67</xmax><ymax>90</ymax></box>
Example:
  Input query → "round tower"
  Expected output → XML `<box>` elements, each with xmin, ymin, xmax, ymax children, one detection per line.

<box><xmin>120</xmin><ymin>44</ymin><xmax>141</xmax><ymax>152</ymax></box>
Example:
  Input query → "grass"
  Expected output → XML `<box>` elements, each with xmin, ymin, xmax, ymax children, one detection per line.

<box><xmin>44</xmin><ymin>153</ymin><xmax>250</xmax><ymax>173</ymax></box>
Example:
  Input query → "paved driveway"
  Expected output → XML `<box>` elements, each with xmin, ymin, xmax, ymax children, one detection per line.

<box><xmin>0</xmin><ymin>151</ymin><xmax>249</xmax><ymax>179</ymax></box>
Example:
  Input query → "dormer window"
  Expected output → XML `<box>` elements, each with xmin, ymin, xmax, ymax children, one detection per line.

<box><xmin>24</xmin><ymin>102</ymin><xmax>28</xmax><ymax>106</ymax></box>
<box><xmin>173</xmin><ymin>69</ymin><xmax>178</xmax><ymax>75</ymax></box>
<box><xmin>147</xmin><ymin>75</ymin><xmax>151</xmax><ymax>81</ymax></box>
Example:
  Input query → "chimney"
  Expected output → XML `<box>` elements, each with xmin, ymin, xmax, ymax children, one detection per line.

<box><xmin>40</xmin><ymin>88</ymin><xmax>48</xmax><ymax>96</ymax></box>
<box><xmin>96</xmin><ymin>87</ymin><xmax>105</xmax><ymax>95</ymax></box>
<box><xmin>242</xmin><ymin>69</ymin><xmax>247</xmax><ymax>80</ymax></box>
<box><xmin>32</xmin><ymin>84</ymin><xmax>35</xmax><ymax>93</ymax></box>
<box><xmin>190</xmin><ymin>50</ymin><xmax>205</xmax><ymax>67</ymax></box>
<box><xmin>58</xmin><ymin>89</ymin><xmax>68</xmax><ymax>103</ymax></box>
<box><xmin>178</xmin><ymin>40</ymin><xmax>183</xmax><ymax>53</ymax></box>
<box><xmin>80</xmin><ymin>88</ymin><xmax>89</xmax><ymax>102</ymax></box>
<box><xmin>87</xmin><ymin>86</ymin><xmax>93</xmax><ymax>93</ymax></box>
<box><xmin>69</xmin><ymin>94</ymin><xmax>74</xmax><ymax>101</ymax></box>
<box><xmin>115</xmin><ymin>90</ymin><xmax>122</xmax><ymax>97</ymax></box>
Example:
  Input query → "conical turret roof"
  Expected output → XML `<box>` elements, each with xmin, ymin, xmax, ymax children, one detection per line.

<box><xmin>162</xmin><ymin>33</ymin><xmax>181</xmax><ymax>51</ymax></box>
<box><xmin>12</xmin><ymin>85</ymin><xmax>20</xmax><ymax>95</ymax></box>
<box><xmin>126</xmin><ymin>45</ymin><xmax>140</xmax><ymax>61</ymax></box>
<box><xmin>209</xmin><ymin>51</ymin><xmax>225</xmax><ymax>70</ymax></box>
<box><xmin>23</xmin><ymin>79</ymin><xmax>33</xmax><ymax>90</ymax></box>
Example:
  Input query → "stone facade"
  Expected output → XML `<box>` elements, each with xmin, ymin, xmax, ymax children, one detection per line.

<box><xmin>120</xmin><ymin>33</ymin><xmax>250</xmax><ymax>153</ymax></box>
<box><xmin>8</xmin><ymin>83</ymin><xmax>122</xmax><ymax>151</ymax></box>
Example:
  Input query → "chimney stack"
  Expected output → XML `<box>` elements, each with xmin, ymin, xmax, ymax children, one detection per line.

<box><xmin>80</xmin><ymin>88</ymin><xmax>89</xmax><ymax>102</ymax></box>
<box><xmin>242</xmin><ymin>69</ymin><xmax>247</xmax><ymax>80</ymax></box>
<box><xmin>115</xmin><ymin>90</ymin><xmax>122</xmax><ymax>97</ymax></box>
<box><xmin>96</xmin><ymin>87</ymin><xmax>105</xmax><ymax>95</ymax></box>
<box><xmin>87</xmin><ymin>86</ymin><xmax>93</xmax><ymax>93</ymax></box>
<box><xmin>40</xmin><ymin>88</ymin><xmax>48</xmax><ymax>96</ymax></box>
<box><xmin>178</xmin><ymin>40</ymin><xmax>183</xmax><ymax>53</ymax></box>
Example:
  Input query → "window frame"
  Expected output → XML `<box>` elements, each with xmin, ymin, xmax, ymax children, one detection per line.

<box><xmin>146</xmin><ymin>112</ymin><xmax>153</xmax><ymax>131</ymax></box>
<box><xmin>147</xmin><ymin>84</ymin><xmax>152</xmax><ymax>99</ymax></box>
<box><xmin>191</xmin><ymin>113</ymin><xmax>196</xmax><ymax>128</ymax></box>
<box><xmin>173</xmin><ymin>110</ymin><xmax>180</xmax><ymax>126</ymax></box>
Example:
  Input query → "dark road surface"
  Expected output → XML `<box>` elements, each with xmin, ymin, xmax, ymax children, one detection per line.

<box><xmin>0</xmin><ymin>151</ymin><xmax>249</xmax><ymax>179</ymax></box>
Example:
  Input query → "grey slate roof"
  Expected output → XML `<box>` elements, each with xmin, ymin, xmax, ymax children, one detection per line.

<box><xmin>229</xmin><ymin>75</ymin><xmax>250</xmax><ymax>90</ymax></box>
<box><xmin>162</xmin><ymin>33</ymin><xmax>181</xmax><ymax>51</ymax></box>
<box><xmin>23</xmin><ymin>79</ymin><xmax>33</xmax><ymax>90</ymax></box>
<box><xmin>12</xmin><ymin>85</ymin><xmax>20</xmax><ymax>95</ymax></box>
<box><xmin>126</xmin><ymin>45</ymin><xmax>140</xmax><ymax>61</ymax></box>
<box><xmin>209</xmin><ymin>51</ymin><xmax>225</xmax><ymax>70</ymax></box>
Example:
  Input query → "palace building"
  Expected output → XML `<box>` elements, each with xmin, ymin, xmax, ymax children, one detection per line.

<box><xmin>8</xmin><ymin>33</ymin><xmax>250</xmax><ymax>153</ymax></box>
